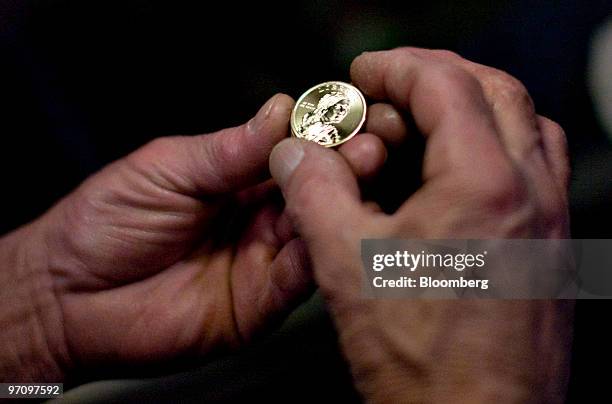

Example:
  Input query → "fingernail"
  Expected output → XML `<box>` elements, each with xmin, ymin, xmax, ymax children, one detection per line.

<box><xmin>269</xmin><ymin>139</ymin><xmax>304</xmax><ymax>188</ymax></box>
<box><xmin>247</xmin><ymin>94</ymin><xmax>279</xmax><ymax>135</ymax></box>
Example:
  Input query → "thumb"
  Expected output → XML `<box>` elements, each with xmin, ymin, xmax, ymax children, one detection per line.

<box><xmin>127</xmin><ymin>93</ymin><xmax>294</xmax><ymax>195</ymax></box>
<box><xmin>269</xmin><ymin>138</ymin><xmax>367</xmax><ymax>249</ymax></box>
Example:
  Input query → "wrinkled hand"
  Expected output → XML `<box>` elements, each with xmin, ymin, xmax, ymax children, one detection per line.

<box><xmin>270</xmin><ymin>49</ymin><xmax>573</xmax><ymax>403</ymax></box>
<box><xmin>0</xmin><ymin>93</ymin><xmax>388</xmax><ymax>382</ymax></box>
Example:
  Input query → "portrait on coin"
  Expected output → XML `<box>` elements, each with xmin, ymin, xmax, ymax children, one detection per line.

<box><xmin>298</xmin><ymin>91</ymin><xmax>350</xmax><ymax>145</ymax></box>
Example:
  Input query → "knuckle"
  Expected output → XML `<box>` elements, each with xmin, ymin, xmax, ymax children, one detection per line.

<box><xmin>61</xmin><ymin>185</ymin><xmax>106</xmax><ymax>255</ymax></box>
<box><xmin>431</xmin><ymin>49</ymin><xmax>462</xmax><ymax>61</ymax></box>
<box><xmin>470</xmin><ymin>163</ymin><xmax>529</xmax><ymax>210</ymax></box>
<box><xmin>204</xmin><ymin>133</ymin><xmax>246</xmax><ymax>183</ymax></box>
<box><xmin>549</xmin><ymin>121</ymin><xmax>569</xmax><ymax>157</ymax></box>
<box><xmin>131</xmin><ymin>136</ymin><xmax>181</xmax><ymax>168</ymax></box>
<box><xmin>184</xmin><ymin>129</ymin><xmax>248</xmax><ymax>188</ymax></box>
<box><xmin>540</xmin><ymin>116</ymin><xmax>571</xmax><ymax>189</ymax></box>
<box><xmin>388</xmin><ymin>51</ymin><xmax>418</xmax><ymax>80</ymax></box>
<box><xmin>431</xmin><ymin>64</ymin><xmax>481</xmax><ymax>97</ymax></box>
<box><xmin>544</xmin><ymin>118</ymin><xmax>567</xmax><ymax>142</ymax></box>
<box><xmin>128</xmin><ymin>135</ymin><xmax>191</xmax><ymax>189</ymax></box>
<box><xmin>499</xmin><ymin>79</ymin><xmax>527</xmax><ymax>100</ymax></box>
<box><xmin>490</xmin><ymin>69</ymin><xmax>527</xmax><ymax>94</ymax></box>
<box><xmin>393</xmin><ymin>46</ymin><xmax>419</xmax><ymax>57</ymax></box>
<box><xmin>487</xmin><ymin>72</ymin><xmax>534</xmax><ymax>112</ymax></box>
<box><xmin>204</xmin><ymin>133</ymin><xmax>233</xmax><ymax>166</ymax></box>
<box><xmin>214</xmin><ymin>133</ymin><xmax>243</xmax><ymax>164</ymax></box>
<box><xmin>143</xmin><ymin>136</ymin><xmax>179</xmax><ymax>156</ymax></box>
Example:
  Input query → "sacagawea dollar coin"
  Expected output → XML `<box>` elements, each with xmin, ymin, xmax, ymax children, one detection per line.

<box><xmin>291</xmin><ymin>81</ymin><xmax>366</xmax><ymax>147</ymax></box>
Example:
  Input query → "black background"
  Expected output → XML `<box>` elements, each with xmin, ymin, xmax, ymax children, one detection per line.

<box><xmin>1</xmin><ymin>0</ymin><xmax>611</xmax><ymax>402</ymax></box>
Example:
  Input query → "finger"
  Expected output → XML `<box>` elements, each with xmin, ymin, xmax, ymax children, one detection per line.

<box><xmin>363</xmin><ymin>200</ymin><xmax>383</xmax><ymax>213</ymax></box>
<box><xmin>270</xmin><ymin>139</ymin><xmax>383</xmax><ymax>302</ymax></box>
<box><xmin>274</xmin><ymin>208</ymin><xmax>297</xmax><ymax>244</ymax></box>
<box><xmin>365</xmin><ymin>103</ymin><xmax>411</xmax><ymax>146</ymax></box>
<box><xmin>407</xmin><ymin>48</ymin><xmax>542</xmax><ymax>163</ymax></box>
<box><xmin>267</xmin><ymin>132</ymin><xmax>387</xmax><ymax>243</ymax></box>
<box><xmin>403</xmin><ymin>48</ymin><xmax>566</xmax><ymax>209</ymax></box>
<box><xmin>272</xmin><ymin>134</ymin><xmax>387</xmax><ymax>242</ymax></box>
<box><xmin>234</xmin><ymin>179</ymin><xmax>279</xmax><ymax>207</ymax></box>
<box><xmin>261</xmin><ymin>238</ymin><xmax>313</xmax><ymax>326</ymax></box>
<box><xmin>350</xmin><ymin>49</ymin><xmax>510</xmax><ymax>180</ymax></box>
<box><xmin>537</xmin><ymin>116</ymin><xmax>570</xmax><ymax>192</ymax></box>
<box><xmin>126</xmin><ymin>93</ymin><xmax>294</xmax><ymax>196</ymax></box>
<box><xmin>273</xmin><ymin>188</ymin><xmax>387</xmax><ymax>246</ymax></box>
<box><xmin>411</xmin><ymin>49</ymin><xmax>559</xmax><ymax>209</ymax></box>
<box><xmin>269</xmin><ymin>138</ymin><xmax>369</xmax><ymax>248</ymax></box>
<box><xmin>231</xmin><ymin>203</ymin><xmax>313</xmax><ymax>341</ymax></box>
<box><xmin>338</xmin><ymin>133</ymin><xmax>388</xmax><ymax>180</ymax></box>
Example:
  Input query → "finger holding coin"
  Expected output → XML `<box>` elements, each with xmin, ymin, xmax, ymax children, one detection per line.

<box><xmin>337</xmin><ymin>133</ymin><xmax>387</xmax><ymax>180</ymax></box>
<box><xmin>364</xmin><ymin>103</ymin><xmax>412</xmax><ymax>147</ymax></box>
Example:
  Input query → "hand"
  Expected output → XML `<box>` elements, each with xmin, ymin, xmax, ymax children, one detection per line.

<box><xmin>0</xmin><ymin>93</ymin><xmax>388</xmax><ymax>382</ymax></box>
<box><xmin>269</xmin><ymin>49</ymin><xmax>573</xmax><ymax>402</ymax></box>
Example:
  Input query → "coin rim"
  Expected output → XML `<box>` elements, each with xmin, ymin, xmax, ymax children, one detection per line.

<box><xmin>290</xmin><ymin>81</ymin><xmax>367</xmax><ymax>148</ymax></box>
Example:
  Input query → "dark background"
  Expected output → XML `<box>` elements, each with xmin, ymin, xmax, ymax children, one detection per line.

<box><xmin>1</xmin><ymin>0</ymin><xmax>611</xmax><ymax>402</ymax></box>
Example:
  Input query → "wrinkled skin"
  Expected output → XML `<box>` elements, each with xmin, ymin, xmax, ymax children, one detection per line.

<box><xmin>0</xmin><ymin>93</ymin><xmax>387</xmax><ymax>381</ymax></box>
<box><xmin>1</xmin><ymin>46</ymin><xmax>573</xmax><ymax>403</ymax></box>
<box><xmin>270</xmin><ymin>48</ymin><xmax>573</xmax><ymax>403</ymax></box>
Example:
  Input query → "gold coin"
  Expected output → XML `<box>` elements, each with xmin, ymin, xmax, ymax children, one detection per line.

<box><xmin>291</xmin><ymin>81</ymin><xmax>367</xmax><ymax>147</ymax></box>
